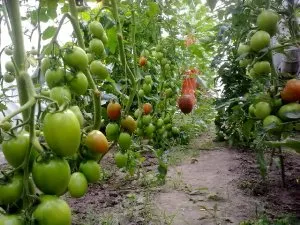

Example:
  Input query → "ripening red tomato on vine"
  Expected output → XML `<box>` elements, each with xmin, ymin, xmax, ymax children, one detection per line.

<box><xmin>139</xmin><ymin>56</ymin><xmax>147</xmax><ymax>67</ymax></box>
<box><xmin>143</xmin><ymin>103</ymin><xmax>152</xmax><ymax>115</ymax></box>
<box><xmin>107</xmin><ymin>101</ymin><xmax>121</xmax><ymax>120</ymax></box>
<box><xmin>178</xmin><ymin>95</ymin><xmax>195</xmax><ymax>114</ymax></box>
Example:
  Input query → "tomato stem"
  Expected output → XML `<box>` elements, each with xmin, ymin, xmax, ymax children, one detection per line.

<box><xmin>68</xmin><ymin>0</ymin><xmax>102</xmax><ymax>130</ymax></box>
<box><xmin>5</xmin><ymin>0</ymin><xmax>26</xmax><ymax>72</ymax></box>
<box><xmin>5</xmin><ymin>0</ymin><xmax>40</xmax><ymax>213</ymax></box>
<box><xmin>111</xmin><ymin>0</ymin><xmax>136</xmax><ymax>114</ymax></box>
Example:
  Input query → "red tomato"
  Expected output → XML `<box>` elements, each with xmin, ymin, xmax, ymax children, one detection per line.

<box><xmin>178</xmin><ymin>95</ymin><xmax>195</xmax><ymax>114</ymax></box>
<box><xmin>139</xmin><ymin>56</ymin><xmax>147</xmax><ymax>67</ymax></box>
<box><xmin>107</xmin><ymin>102</ymin><xmax>121</xmax><ymax>121</ymax></box>
<box><xmin>143</xmin><ymin>103</ymin><xmax>152</xmax><ymax>115</ymax></box>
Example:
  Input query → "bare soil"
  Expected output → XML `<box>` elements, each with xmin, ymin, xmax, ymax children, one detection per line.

<box><xmin>0</xmin><ymin>133</ymin><xmax>299</xmax><ymax>225</ymax></box>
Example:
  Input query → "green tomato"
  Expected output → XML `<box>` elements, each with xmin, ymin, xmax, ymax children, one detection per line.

<box><xmin>142</xmin><ymin>83</ymin><xmax>152</xmax><ymax>95</ymax></box>
<box><xmin>257</xmin><ymin>10</ymin><xmax>279</xmax><ymax>36</ymax></box>
<box><xmin>105</xmin><ymin>123</ymin><xmax>120</xmax><ymax>141</ymax></box>
<box><xmin>164</xmin><ymin>114</ymin><xmax>171</xmax><ymax>124</ymax></box>
<box><xmin>90</xmin><ymin>60</ymin><xmax>109</xmax><ymax>80</ymax></box>
<box><xmin>0</xmin><ymin>214</ymin><xmax>24</xmax><ymax>225</ymax></box>
<box><xmin>278</xmin><ymin>103</ymin><xmax>300</xmax><ymax>121</ymax></box>
<box><xmin>165</xmin><ymin>123</ymin><xmax>172</xmax><ymax>131</ymax></box>
<box><xmin>134</xmin><ymin>108</ymin><xmax>142</xmax><ymax>119</ymax></box>
<box><xmin>141</xmin><ymin>50</ymin><xmax>150</xmax><ymax>57</ymax></box>
<box><xmin>157</xmin><ymin>127</ymin><xmax>165</xmax><ymax>135</ymax></box>
<box><xmin>165</xmin><ymin>88</ymin><xmax>173</xmax><ymax>97</ymax></box>
<box><xmin>45</xmin><ymin>68</ymin><xmax>65</xmax><ymax>88</ymax></box>
<box><xmin>88</xmin><ymin>21</ymin><xmax>104</xmax><ymax>39</ymax></box>
<box><xmin>5</xmin><ymin>61</ymin><xmax>14</xmax><ymax>73</ymax></box>
<box><xmin>79</xmin><ymin>160</ymin><xmax>102</xmax><ymax>183</ymax></box>
<box><xmin>237</xmin><ymin>44</ymin><xmax>251</xmax><ymax>56</ymax></box>
<box><xmin>171</xmin><ymin>127</ymin><xmax>180</xmax><ymax>136</ymax></box>
<box><xmin>50</xmin><ymin>86</ymin><xmax>71</xmax><ymax>106</ymax></box>
<box><xmin>145</xmin><ymin>123</ymin><xmax>155</xmax><ymax>136</ymax></box>
<box><xmin>144</xmin><ymin>75</ymin><xmax>152</xmax><ymax>84</ymax></box>
<box><xmin>63</xmin><ymin>46</ymin><xmax>88</xmax><ymax>71</ymax></box>
<box><xmin>142</xmin><ymin>115</ymin><xmax>152</xmax><ymax>126</ymax></box>
<box><xmin>43</xmin><ymin>109</ymin><xmax>81</xmax><ymax>157</ymax></box>
<box><xmin>250</xmin><ymin>31</ymin><xmax>270</xmax><ymax>52</ymax></box>
<box><xmin>263</xmin><ymin>115</ymin><xmax>282</xmax><ymax>132</ymax></box>
<box><xmin>69</xmin><ymin>105</ymin><xmax>84</xmax><ymax>127</ymax></box>
<box><xmin>3</xmin><ymin>72</ymin><xmax>15</xmax><ymax>83</ymax></box>
<box><xmin>138</xmin><ymin>89</ymin><xmax>145</xmax><ymax>97</ymax></box>
<box><xmin>89</xmin><ymin>38</ymin><xmax>105</xmax><ymax>57</ymax></box>
<box><xmin>118</xmin><ymin>132</ymin><xmax>132</xmax><ymax>151</ymax></box>
<box><xmin>69</xmin><ymin>71</ymin><xmax>88</xmax><ymax>95</ymax></box>
<box><xmin>32</xmin><ymin>158</ymin><xmax>71</xmax><ymax>196</ymax></box>
<box><xmin>68</xmin><ymin>172</ymin><xmax>88</xmax><ymax>198</ymax></box>
<box><xmin>0</xmin><ymin>174</ymin><xmax>23</xmax><ymax>205</ymax></box>
<box><xmin>41</xmin><ymin>89</ymin><xmax>50</xmax><ymax>97</ymax></box>
<box><xmin>248</xmin><ymin>104</ymin><xmax>255</xmax><ymax>116</ymax></box>
<box><xmin>2</xmin><ymin>131</ymin><xmax>29</xmax><ymax>168</ymax></box>
<box><xmin>4</xmin><ymin>47</ymin><xmax>13</xmax><ymax>56</ymax></box>
<box><xmin>156</xmin><ymin>118</ymin><xmax>164</xmax><ymax>128</ymax></box>
<box><xmin>253</xmin><ymin>61</ymin><xmax>271</xmax><ymax>75</ymax></box>
<box><xmin>101</xmin><ymin>33</ymin><xmax>108</xmax><ymax>46</ymax></box>
<box><xmin>1</xmin><ymin>121</ymin><xmax>12</xmax><ymax>131</ymax></box>
<box><xmin>254</xmin><ymin>102</ymin><xmax>272</xmax><ymax>119</ymax></box>
<box><xmin>33</xmin><ymin>195</ymin><xmax>71</xmax><ymax>225</ymax></box>
<box><xmin>87</xmin><ymin>53</ymin><xmax>94</xmax><ymax>64</ymax></box>
<box><xmin>115</xmin><ymin>152</ymin><xmax>128</xmax><ymax>168</ymax></box>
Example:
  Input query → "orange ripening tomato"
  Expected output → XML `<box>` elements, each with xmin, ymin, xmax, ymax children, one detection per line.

<box><xmin>107</xmin><ymin>102</ymin><xmax>121</xmax><ymax>120</ymax></box>
<box><xmin>139</xmin><ymin>56</ymin><xmax>147</xmax><ymax>67</ymax></box>
<box><xmin>281</xmin><ymin>79</ymin><xmax>300</xmax><ymax>103</ymax></box>
<box><xmin>85</xmin><ymin>130</ymin><xmax>109</xmax><ymax>154</ymax></box>
<box><xmin>143</xmin><ymin>103</ymin><xmax>152</xmax><ymax>115</ymax></box>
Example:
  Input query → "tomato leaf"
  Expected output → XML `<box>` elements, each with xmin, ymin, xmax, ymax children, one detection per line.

<box><xmin>42</xmin><ymin>26</ymin><xmax>57</xmax><ymax>40</ymax></box>
<box><xmin>0</xmin><ymin>103</ymin><xmax>7</xmax><ymax>111</ymax></box>
<box><xmin>147</xmin><ymin>2</ymin><xmax>160</xmax><ymax>18</ymax></box>
<box><xmin>106</xmin><ymin>27</ymin><xmax>118</xmax><ymax>54</ymax></box>
<box><xmin>61</xmin><ymin>3</ymin><xmax>69</xmax><ymax>13</ymax></box>
<box><xmin>47</xmin><ymin>0</ymin><xmax>58</xmax><ymax>19</ymax></box>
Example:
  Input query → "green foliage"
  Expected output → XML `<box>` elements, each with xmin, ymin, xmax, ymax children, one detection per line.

<box><xmin>240</xmin><ymin>215</ymin><xmax>300</xmax><ymax>225</ymax></box>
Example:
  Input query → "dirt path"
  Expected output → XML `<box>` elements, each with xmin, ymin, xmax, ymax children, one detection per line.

<box><xmin>154</xmin><ymin>149</ymin><xmax>262</xmax><ymax>225</ymax></box>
